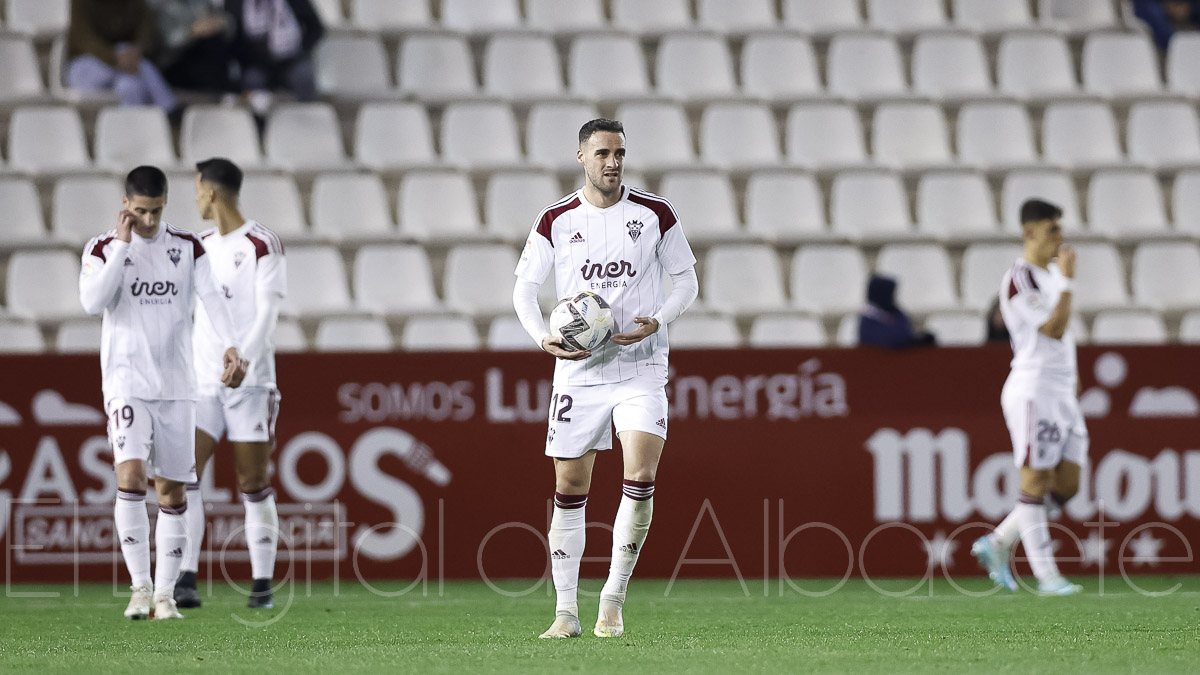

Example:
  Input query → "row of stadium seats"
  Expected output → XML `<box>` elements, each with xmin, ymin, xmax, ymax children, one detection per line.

<box><xmin>7</xmin><ymin>98</ymin><xmax>1200</xmax><ymax>176</ymax></box>
<box><xmin>0</xmin><ymin>0</ymin><xmax>1137</xmax><ymax>39</ymax></box>
<box><xmin>3</xmin><ymin>305</ymin><xmax>1198</xmax><ymax>355</ymax></box>
<box><xmin>6</xmin><ymin>241</ymin><xmax>1199</xmax><ymax>322</ymax></box>
<box><xmin>6</xmin><ymin>165</ymin><xmax>1200</xmax><ymax>247</ymax></box>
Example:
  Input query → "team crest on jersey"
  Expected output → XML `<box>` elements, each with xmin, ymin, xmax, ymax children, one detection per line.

<box><xmin>547</xmin><ymin>427</ymin><xmax>555</xmax><ymax>444</ymax></box>
<box><xmin>234</xmin><ymin>252</ymin><xmax>246</xmax><ymax>268</ymax></box>
<box><xmin>167</xmin><ymin>247</ymin><xmax>182</xmax><ymax>267</ymax></box>
<box><xmin>115</xmin><ymin>436</ymin><xmax>125</xmax><ymax>449</ymax></box>
<box><xmin>626</xmin><ymin>220</ymin><xmax>644</xmax><ymax>242</ymax></box>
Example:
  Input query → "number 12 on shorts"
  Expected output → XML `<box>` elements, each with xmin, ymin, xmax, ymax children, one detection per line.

<box><xmin>550</xmin><ymin>393</ymin><xmax>573</xmax><ymax>423</ymax></box>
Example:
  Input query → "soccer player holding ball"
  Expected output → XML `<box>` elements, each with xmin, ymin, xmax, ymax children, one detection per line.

<box><xmin>513</xmin><ymin>119</ymin><xmax>699</xmax><ymax>639</ymax></box>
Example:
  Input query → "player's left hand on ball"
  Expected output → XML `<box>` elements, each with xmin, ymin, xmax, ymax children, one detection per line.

<box><xmin>542</xmin><ymin>335</ymin><xmax>591</xmax><ymax>360</ymax></box>
<box><xmin>611</xmin><ymin>317</ymin><xmax>659</xmax><ymax>345</ymax></box>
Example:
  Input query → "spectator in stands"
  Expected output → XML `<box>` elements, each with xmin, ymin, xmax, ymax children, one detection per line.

<box><xmin>147</xmin><ymin>0</ymin><xmax>235</xmax><ymax>94</ymax></box>
<box><xmin>858</xmin><ymin>274</ymin><xmax>936</xmax><ymax>350</ymax></box>
<box><xmin>67</xmin><ymin>0</ymin><xmax>183</xmax><ymax>123</ymax></box>
<box><xmin>225</xmin><ymin>0</ymin><xmax>324</xmax><ymax>125</ymax></box>
<box><xmin>1134</xmin><ymin>0</ymin><xmax>1200</xmax><ymax>51</ymax></box>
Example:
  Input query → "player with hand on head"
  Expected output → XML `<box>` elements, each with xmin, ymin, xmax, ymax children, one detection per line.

<box><xmin>174</xmin><ymin>158</ymin><xmax>287</xmax><ymax>610</ymax></box>
<box><xmin>79</xmin><ymin>166</ymin><xmax>246</xmax><ymax>620</ymax></box>
<box><xmin>972</xmin><ymin>198</ymin><xmax>1087</xmax><ymax>596</ymax></box>
<box><xmin>513</xmin><ymin>119</ymin><xmax>699</xmax><ymax>639</ymax></box>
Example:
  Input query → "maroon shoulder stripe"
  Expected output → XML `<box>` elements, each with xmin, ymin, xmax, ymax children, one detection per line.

<box><xmin>1007</xmin><ymin>278</ymin><xmax>1019</xmax><ymax>300</ymax></box>
<box><xmin>627</xmin><ymin>188</ymin><xmax>679</xmax><ymax>235</ymax></box>
<box><xmin>167</xmin><ymin>225</ymin><xmax>205</xmax><ymax>259</ymax></box>
<box><xmin>246</xmin><ymin>233</ymin><xmax>271</xmax><ymax>260</ymax></box>
<box><xmin>252</xmin><ymin>224</ymin><xmax>284</xmax><ymax>255</ymax></box>
<box><xmin>1024</xmin><ymin>268</ymin><xmax>1039</xmax><ymax>291</ymax></box>
<box><xmin>90</xmin><ymin>236</ymin><xmax>115</xmax><ymax>262</ymax></box>
<box><xmin>535</xmin><ymin>196</ymin><xmax>582</xmax><ymax>245</ymax></box>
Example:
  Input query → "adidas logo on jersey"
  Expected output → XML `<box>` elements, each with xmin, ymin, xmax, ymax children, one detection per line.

<box><xmin>569</xmin><ymin>232</ymin><xmax>585</xmax><ymax>244</ymax></box>
<box><xmin>619</xmin><ymin>542</ymin><xmax>639</xmax><ymax>554</ymax></box>
<box><xmin>166</xmin><ymin>547</ymin><xmax>183</xmax><ymax>558</ymax></box>
<box><xmin>656</xmin><ymin>418</ymin><xmax>667</xmax><ymax>429</ymax></box>
<box><xmin>123</xmin><ymin>258</ymin><xmax>134</xmax><ymax>267</ymax></box>
<box><xmin>121</xmin><ymin>536</ymin><xmax>138</xmax><ymax>546</ymax></box>
<box><xmin>255</xmin><ymin>422</ymin><xmax>264</xmax><ymax>432</ymax></box>
<box><xmin>551</xmin><ymin>549</ymin><xmax>569</xmax><ymax>560</ymax></box>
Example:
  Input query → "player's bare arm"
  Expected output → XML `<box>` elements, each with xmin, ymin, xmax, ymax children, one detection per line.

<box><xmin>610</xmin><ymin>317</ymin><xmax>660</xmax><ymax>345</ymax></box>
<box><xmin>541</xmin><ymin>335</ymin><xmax>591</xmax><ymax>360</ymax></box>
<box><xmin>1038</xmin><ymin>246</ymin><xmax>1074</xmax><ymax>340</ymax></box>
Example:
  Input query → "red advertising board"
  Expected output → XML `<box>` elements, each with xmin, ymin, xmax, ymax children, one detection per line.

<box><xmin>1</xmin><ymin>346</ymin><xmax>1197</xmax><ymax>586</ymax></box>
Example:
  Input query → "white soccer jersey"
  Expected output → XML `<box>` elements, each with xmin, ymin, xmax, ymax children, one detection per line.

<box><xmin>193</xmin><ymin>220</ymin><xmax>286</xmax><ymax>389</ymax></box>
<box><xmin>998</xmin><ymin>258</ymin><xmax>1076</xmax><ymax>390</ymax></box>
<box><xmin>80</xmin><ymin>222</ymin><xmax>240</xmax><ymax>402</ymax></box>
<box><xmin>515</xmin><ymin>185</ymin><xmax>697</xmax><ymax>386</ymax></box>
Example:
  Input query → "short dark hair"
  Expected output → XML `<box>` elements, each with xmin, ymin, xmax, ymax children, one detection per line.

<box><xmin>196</xmin><ymin>157</ymin><xmax>244</xmax><ymax>195</ymax></box>
<box><xmin>124</xmin><ymin>165</ymin><xmax>168</xmax><ymax>198</ymax></box>
<box><xmin>1019</xmin><ymin>198</ymin><xmax>1063</xmax><ymax>225</ymax></box>
<box><xmin>578</xmin><ymin>118</ymin><xmax>624</xmax><ymax>145</ymax></box>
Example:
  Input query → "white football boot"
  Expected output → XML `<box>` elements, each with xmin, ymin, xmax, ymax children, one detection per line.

<box><xmin>1037</xmin><ymin>576</ymin><xmax>1083</xmax><ymax>596</ymax></box>
<box><xmin>124</xmin><ymin>584</ymin><xmax>152</xmax><ymax>620</ymax></box>
<box><xmin>538</xmin><ymin>611</ymin><xmax>582</xmax><ymax>639</ymax></box>
<box><xmin>593</xmin><ymin>597</ymin><xmax>624</xmax><ymax>638</ymax></box>
<box><xmin>152</xmin><ymin>594</ymin><xmax>185</xmax><ymax>620</ymax></box>
<box><xmin>971</xmin><ymin>536</ymin><xmax>1017</xmax><ymax>592</ymax></box>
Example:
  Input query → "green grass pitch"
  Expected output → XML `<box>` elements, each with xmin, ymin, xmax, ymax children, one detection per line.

<box><xmin>1</xmin><ymin>577</ymin><xmax>1197</xmax><ymax>674</ymax></box>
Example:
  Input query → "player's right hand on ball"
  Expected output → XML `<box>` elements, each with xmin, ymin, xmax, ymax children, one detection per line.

<box><xmin>1057</xmin><ymin>245</ymin><xmax>1076</xmax><ymax>279</ymax></box>
<box><xmin>116</xmin><ymin>210</ymin><xmax>136</xmax><ymax>243</ymax></box>
<box><xmin>541</xmin><ymin>335</ymin><xmax>591</xmax><ymax>360</ymax></box>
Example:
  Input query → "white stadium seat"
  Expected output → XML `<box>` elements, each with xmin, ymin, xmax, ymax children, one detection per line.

<box><xmin>354</xmin><ymin>245</ymin><xmax>441</xmax><ymax>316</ymax></box>
<box><xmin>1126</xmin><ymin>102</ymin><xmax>1200</xmax><ymax>168</ymax></box>
<box><xmin>1173</xmin><ymin>171</ymin><xmax>1200</xmax><ymax>235</ymax></box>
<box><xmin>0</xmin><ymin>320</ymin><xmax>44</xmax><ymax>354</ymax></box>
<box><xmin>748</xmin><ymin>315</ymin><xmax>827</xmax><ymax>348</ymax></box>
<box><xmin>265</xmin><ymin>103</ymin><xmax>347</xmax><ymax>170</ymax></box>
<box><xmin>0</xmin><ymin>37</ymin><xmax>45</xmax><ymax>101</ymax></box>
<box><xmin>925</xmin><ymin>312</ymin><xmax>986</xmax><ymax>346</ymax></box>
<box><xmin>180</xmin><ymin>106</ymin><xmax>262</xmax><ymax>167</ymax></box>
<box><xmin>996</xmin><ymin>33</ymin><xmax>1077</xmax><ymax>99</ymax></box>
<box><xmin>440</xmin><ymin>102</ymin><xmax>522</xmax><ymax>169</ymax></box>
<box><xmin>569</xmin><ymin>35</ymin><xmax>650</xmax><ymax>100</ymax></box>
<box><xmin>354</xmin><ymin>102</ymin><xmax>437</xmax><ymax>170</ymax></box>
<box><xmin>525</xmin><ymin>0</ymin><xmax>606</xmax><ymax>31</ymax></box>
<box><xmin>911</xmin><ymin>33</ymin><xmax>992</xmax><ymax>99</ymax></box>
<box><xmin>829</xmin><ymin>171</ymin><xmax>912</xmax><ymax>240</ymax></box>
<box><xmin>397</xmin><ymin>35</ymin><xmax>477</xmax><ymax>99</ymax></box>
<box><xmin>1180</xmin><ymin>311</ymin><xmax>1200</xmax><ymax>344</ymax></box>
<box><xmin>867</xmin><ymin>0</ymin><xmax>947</xmax><ymax>32</ymax></box>
<box><xmin>1043</xmin><ymin>102</ymin><xmax>1123</xmax><ymax>168</ymax></box>
<box><xmin>1166</xmin><ymin>33</ymin><xmax>1200</xmax><ymax>97</ymax></box>
<box><xmin>351</xmin><ymin>0</ymin><xmax>432</xmax><ymax>30</ymax></box>
<box><xmin>400</xmin><ymin>316</ymin><xmax>481</xmax><ymax>351</ymax></box>
<box><xmin>657</xmin><ymin>172</ymin><xmax>740</xmax><ymax>241</ymax></box>
<box><xmin>745</xmin><ymin>171</ymin><xmax>827</xmax><ymax>242</ymax></box>
<box><xmin>311</xmin><ymin>174</ymin><xmax>396</xmax><ymax>240</ymax></box>
<box><xmin>667</xmin><ymin>315</ymin><xmax>742</xmax><ymax>349</ymax></box>
<box><xmin>1001</xmin><ymin>170</ymin><xmax>1083</xmax><ymax>233</ymax></box>
<box><xmin>915</xmin><ymin>172</ymin><xmax>999</xmax><ymax>240</ymax></box>
<box><xmin>826</xmin><ymin>33</ymin><xmax>907</xmax><ymax>100</ymax></box>
<box><xmin>871</xmin><ymin>103</ymin><xmax>952</xmax><ymax>168</ymax></box>
<box><xmin>1087</xmin><ymin>171</ymin><xmax>1168</xmax><ymax>238</ymax></box>
<box><xmin>656</xmin><ymin>34</ymin><xmax>737</xmax><ymax>100</ymax></box>
<box><xmin>239</xmin><ymin>175</ymin><xmax>309</xmax><ymax>239</ymax></box>
<box><xmin>6</xmin><ymin>0</ymin><xmax>69</xmax><ymax>36</ymax></box>
<box><xmin>311</xmin><ymin>0</ymin><xmax>344</xmax><ymax>26</ymax></box>
<box><xmin>485</xmin><ymin>172</ymin><xmax>563</xmax><ymax>242</ymax></box>
<box><xmin>55</xmin><ymin>319</ymin><xmax>102</xmax><ymax>353</ymax></box>
<box><xmin>0</xmin><ymin>178</ymin><xmax>47</xmax><ymax>246</ymax></box>
<box><xmin>94</xmin><ymin>106</ymin><xmax>177</xmax><ymax>171</ymax></box>
<box><xmin>875</xmin><ymin>244</ymin><xmax>960</xmax><ymax>312</ymax></box>
<box><xmin>315</xmin><ymin>317</ymin><xmax>394</xmax><ymax>352</ymax></box>
<box><xmin>315</xmin><ymin>36</ymin><xmax>391</xmax><ymax>97</ymax></box>
<box><xmin>836</xmin><ymin>313</ymin><xmax>861</xmax><ymax>347</ymax></box>
<box><xmin>697</xmin><ymin>0</ymin><xmax>777</xmax><ymax>31</ymax></box>
<box><xmin>1039</xmin><ymin>0</ymin><xmax>1119</xmax><ymax>31</ymax></box>
<box><xmin>52</xmin><ymin>176</ymin><xmax>123</xmax><ymax>245</ymax></box>
<box><xmin>960</xmin><ymin>244</ymin><xmax>1024</xmax><ymax>311</ymax></box>
<box><xmin>483</xmin><ymin>35</ymin><xmax>564</xmax><ymax>99</ymax></box>
<box><xmin>1082</xmin><ymin>32</ymin><xmax>1161</xmax><ymax>98</ymax></box>
<box><xmin>957</xmin><ymin>102</ymin><xmax>1038</xmax><ymax>168</ymax></box>
<box><xmin>614</xmin><ymin>102</ymin><xmax>695</xmax><ymax>169</ymax></box>
<box><xmin>741</xmin><ymin>34</ymin><xmax>821</xmax><ymax>101</ymax></box>
<box><xmin>703</xmin><ymin>245</ymin><xmax>788</xmax><ymax>316</ymax></box>
<box><xmin>280</xmin><ymin>246</ymin><xmax>352</xmax><ymax>317</ymax></box>
<box><xmin>398</xmin><ymin>171</ymin><xmax>482</xmax><ymax>241</ymax></box>
<box><xmin>1070</xmin><ymin>242</ymin><xmax>1129</xmax><ymax>311</ymax></box>
<box><xmin>487</xmin><ymin>316</ymin><xmax>540</xmax><ymax>351</ymax></box>
<box><xmin>782</xmin><ymin>0</ymin><xmax>862</xmax><ymax>32</ymax></box>
<box><xmin>8</xmin><ymin>106</ymin><xmax>89</xmax><ymax>174</ymax></box>
<box><xmin>612</xmin><ymin>0</ymin><xmax>692</xmax><ymax>32</ymax></box>
<box><xmin>443</xmin><ymin>245</ymin><xmax>518</xmax><ymax>316</ymax></box>
<box><xmin>526</xmin><ymin>102</ymin><xmax>601</xmax><ymax>171</ymax></box>
<box><xmin>7</xmin><ymin>250</ymin><xmax>85</xmax><ymax>320</ymax></box>
<box><xmin>785</xmin><ymin>103</ymin><xmax>868</xmax><ymax>169</ymax></box>
<box><xmin>700</xmin><ymin>102</ymin><xmax>781</xmax><ymax>170</ymax></box>
<box><xmin>790</xmin><ymin>246</ymin><xmax>868</xmax><ymax>315</ymax></box>
<box><xmin>1132</xmin><ymin>243</ymin><xmax>1200</xmax><ymax>311</ymax></box>
<box><xmin>1091</xmin><ymin>311</ymin><xmax>1167</xmax><ymax>345</ymax></box>
<box><xmin>274</xmin><ymin>319</ymin><xmax>308</xmax><ymax>352</ymax></box>
<box><xmin>441</xmin><ymin>0</ymin><xmax>521</xmax><ymax>31</ymax></box>
<box><xmin>162</xmin><ymin>170</ymin><xmax>210</xmax><ymax>233</ymax></box>
<box><xmin>952</xmin><ymin>0</ymin><xmax>1033</xmax><ymax>32</ymax></box>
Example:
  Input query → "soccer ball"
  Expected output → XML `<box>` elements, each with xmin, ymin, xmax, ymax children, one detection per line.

<box><xmin>549</xmin><ymin>291</ymin><xmax>615</xmax><ymax>352</ymax></box>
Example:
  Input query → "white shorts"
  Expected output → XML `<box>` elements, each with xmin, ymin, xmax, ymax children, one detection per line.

<box><xmin>1001</xmin><ymin>378</ymin><xmax>1089</xmax><ymax>470</ymax></box>
<box><xmin>196</xmin><ymin>386</ymin><xmax>280</xmax><ymax>444</ymax></box>
<box><xmin>106</xmin><ymin>398</ymin><xmax>197</xmax><ymax>483</ymax></box>
<box><xmin>544</xmin><ymin>376</ymin><xmax>668</xmax><ymax>459</ymax></box>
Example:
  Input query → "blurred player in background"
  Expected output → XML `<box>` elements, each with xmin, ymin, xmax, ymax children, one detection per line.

<box><xmin>513</xmin><ymin>119</ymin><xmax>699</xmax><ymax>638</ymax></box>
<box><xmin>79</xmin><ymin>166</ymin><xmax>245</xmax><ymax>620</ymax></box>
<box><xmin>973</xmin><ymin>199</ymin><xmax>1086</xmax><ymax>596</ymax></box>
<box><xmin>175</xmin><ymin>158</ymin><xmax>287</xmax><ymax>610</ymax></box>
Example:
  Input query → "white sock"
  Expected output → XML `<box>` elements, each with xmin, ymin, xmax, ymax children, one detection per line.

<box><xmin>243</xmin><ymin>487</ymin><xmax>279</xmax><ymax>581</ymax></box>
<box><xmin>990</xmin><ymin>509</ymin><xmax>1022</xmax><ymax>550</ymax></box>
<box><xmin>1015</xmin><ymin>497</ymin><xmax>1060</xmax><ymax>583</ymax></box>
<box><xmin>115</xmin><ymin>490</ymin><xmax>152</xmax><ymax>589</ymax></box>
<box><xmin>549</xmin><ymin>493</ymin><xmax>587</xmax><ymax>616</ymax></box>
<box><xmin>154</xmin><ymin>502</ymin><xmax>188</xmax><ymax>597</ymax></box>
<box><xmin>600</xmin><ymin>481</ymin><xmax>655</xmax><ymax>604</ymax></box>
<box><xmin>181</xmin><ymin>482</ymin><xmax>204</xmax><ymax>575</ymax></box>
